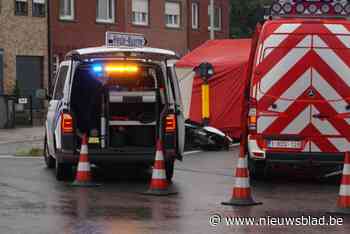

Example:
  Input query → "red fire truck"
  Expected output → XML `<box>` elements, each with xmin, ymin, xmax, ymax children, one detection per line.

<box><xmin>248</xmin><ymin>0</ymin><xmax>350</xmax><ymax>177</ymax></box>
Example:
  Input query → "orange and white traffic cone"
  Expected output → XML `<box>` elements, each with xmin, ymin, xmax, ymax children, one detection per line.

<box><xmin>72</xmin><ymin>134</ymin><xmax>99</xmax><ymax>187</ymax></box>
<box><xmin>142</xmin><ymin>139</ymin><xmax>177</xmax><ymax>196</ymax></box>
<box><xmin>331</xmin><ymin>152</ymin><xmax>350</xmax><ymax>215</ymax></box>
<box><xmin>222</xmin><ymin>145</ymin><xmax>262</xmax><ymax>206</ymax></box>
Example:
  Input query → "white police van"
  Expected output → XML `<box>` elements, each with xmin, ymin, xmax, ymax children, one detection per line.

<box><xmin>44</xmin><ymin>32</ymin><xmax>185</xmax><ymax>181</ymax></box>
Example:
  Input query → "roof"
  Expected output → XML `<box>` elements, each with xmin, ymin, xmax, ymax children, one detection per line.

<box><xmin>176</xmin><ymin>39</ymin><xmax>252</xmax><ymax>69</ymax></box>
<box><xmin>66</xmin><ymin>46</ymin><xmax>178</xmax><ymax>61</ymax></box>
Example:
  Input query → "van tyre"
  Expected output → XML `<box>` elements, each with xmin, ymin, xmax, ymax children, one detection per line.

<box><xmin>248</xmin><ymin>158</ymin><xmax>266</xmax><ymax>180</ymax></box>
<box><xmin>55</xmin><ymin>161</ymin><xmax>72</xmax><ymax>181</ymax></box>
<box><xmin>44</xmin><ymin>136</ymin><xmax>55</xmax><ymax>169</ymax></box>
<box><xmin>165</xmin><ymin>159</ymin><xmax>175</xmax><ymax>182</ymax></box>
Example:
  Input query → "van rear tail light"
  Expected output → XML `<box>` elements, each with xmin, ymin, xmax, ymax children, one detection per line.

<box><xmin>165</xmin><ymin>114</ymin><xmax>176</xmax><ymax>133</ymax></box>
<box><xmin>61</xmin><ymin>113</ymin><xmax>73</xmax><ymax>134</ymax></box>
<box><xmin>248</xmin><ymin>98</ymin><xmax>257</xmax><ymax>133</ymax></box>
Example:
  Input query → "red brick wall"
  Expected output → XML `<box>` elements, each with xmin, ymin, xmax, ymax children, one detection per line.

<box><xmin>187</xmin><ymin>0</ymin><xmax>230</xmax><ymax>50</ymax></box>
<box><xmin>50</xmin><ymin>0</ymin><xmax>125</xmax><ymax>59</ymax></box>
<box><xmin>124</xmin><ymin>0</ymin><xmax>188</xmax><ymax>55</ymax></box>
<box><xmin>50</xmin><ymin>0</ymin><xmax>230</xmax><ymax>59</ymax></box>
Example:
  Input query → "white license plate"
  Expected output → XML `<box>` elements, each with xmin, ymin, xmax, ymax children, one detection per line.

<box><xmin>268</xmin><ymin>140</ymin><xmax>301</xmax><ymax>149</ymax></box>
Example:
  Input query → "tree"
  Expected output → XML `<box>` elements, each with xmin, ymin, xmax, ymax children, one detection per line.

<box><xmin>230</xmin><ymin>0</ymin><xmax>273</xmax><ymax>38</ymax></box>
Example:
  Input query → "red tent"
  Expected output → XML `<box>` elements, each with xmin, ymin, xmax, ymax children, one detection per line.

<box><xmin>176</xmin><ymin>39</ymin><xmax>251</xmax><ymax>139</ymax></box>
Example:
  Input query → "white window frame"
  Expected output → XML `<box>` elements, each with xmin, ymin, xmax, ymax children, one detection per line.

<box><xmin>165</xmin><ymin>1</ymin><xmax>181</xmax><ymax>28</ymax></box>
<box><xmin>96</xmin><ymin>0</ymin><xmax>115</xmax><ymax>24</ymax></box>
<box><xmin>192</xmin><ymin>2</ymin><xmax>199</xmax><ymax>29</ymax></box>
<box><xmin>208</xmin><ymin>5</ymin><xmax>222</xmax><ymax>31</ymax></box>
<box><xmin>132</xmin><ymin>0</ymin><xmax>149</xmax><ymax>26</ymax></box>
<box><xmin>59</xmin><ymin>0</ymin><xmax>74</xmax><ymax>21</ymax></box>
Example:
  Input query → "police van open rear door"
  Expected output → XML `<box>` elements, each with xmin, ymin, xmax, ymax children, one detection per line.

<box><xmin>166</xmin><ymin>61</ymin><xmax>185</xmax><ymax>158</ymax></box>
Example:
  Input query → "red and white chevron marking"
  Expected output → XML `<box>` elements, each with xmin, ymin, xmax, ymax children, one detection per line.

<box><xmin>253</xmin><ymin>22</ymin><xmax>350</xmax><ymax>153</ymax></box>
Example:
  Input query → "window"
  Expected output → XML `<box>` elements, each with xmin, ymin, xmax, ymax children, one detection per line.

<box><xmin>97</xmin><ymin>0</ymin><xmax>115</xmax><ymax>23</ymax></box>
<box><xmin>33</xmin><ymin>0</ymin><xmax>46</xmax><ymax>17</ymax></box>
<box><xmin>192</xmin><ymin>2</ymin><xmax>199</xmax><ymax>29</ymax></box>
<box><xmin>59</xmin><ymin>0</ymin><xmax>74</xmax><ymax>20</ymax></box>
<box><xmin>208</xmin><ymin>5</ymin><xmax>222</xmax><ymax>31</ymax></box>
<box><xmin>132</xmin><ymin>0</ymin><xmax>149</xmax><ymax>26</ymax></box>
<box><xmin>53</xmin><ymin>66</ymin><xmax>69</xmax><ymax>100</ymax></box>
<box><xmin>15</xmin><ymin>0</ymin><xmax>28</xmax><ymax>16</ymax></box>
<box><xmin>165</xmin><ymin>2</ymin><xmax>180</xmax><ymax>28</ymax></box>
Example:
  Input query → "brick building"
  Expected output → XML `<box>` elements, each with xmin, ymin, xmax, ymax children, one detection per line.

<box><xmin>0</xmin><ymin>0</ymin><xmax>48</xmax><ymax>102</ymax></box>
<box><xmin>49</xmin><ymin>0</ymin><xmax>230</xmax><ymax>72</ymax></box>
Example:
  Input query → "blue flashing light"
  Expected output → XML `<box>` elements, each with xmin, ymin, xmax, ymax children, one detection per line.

<box><xmin>93</xmin><ymin>65</ymin><xmax>103</xmax><ymax>72</ymax></box>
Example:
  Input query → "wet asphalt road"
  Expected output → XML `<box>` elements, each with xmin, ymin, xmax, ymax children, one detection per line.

<box><xmin>0</xmin><ymin>148</ymin><xmax>349</xmax><ymax>234</ymax></box>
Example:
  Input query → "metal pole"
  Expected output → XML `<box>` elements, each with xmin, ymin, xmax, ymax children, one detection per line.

<box><xmin>210</xmin><ymin>0</ymin><xmax>215</xmax><ymax>40</ymax></box>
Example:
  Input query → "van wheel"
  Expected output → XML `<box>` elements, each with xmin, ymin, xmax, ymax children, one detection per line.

<box><xmin>165</xmin><ymin>159</ymin><xmax>175</xmax><ymax>182</ymax></box>
<box><xmin>248</xmin><ymin>158</ymin><xmax>266</xmax><ymax>180</ymax></box>
<box><xmin>55</xmin><ymin>161</ymin><xmax>72</xmax><ymax>181</ymax></box>
<box><xmin>44</xmin><ymin>136</ymin><xmax>55</xmax><ymax>169</ymax></box>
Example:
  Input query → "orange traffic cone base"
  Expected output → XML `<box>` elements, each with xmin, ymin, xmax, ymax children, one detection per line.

<box><xmin>142</xmin><ymin>186</ymin><xmax>178</xmax><ymax>196</ymax></box>
<box><xmin>222</xmin><ymin>197</ymin><xmax>262</xmax><ymax>206</ymax></box>
<box><xmin>71</xmin><ymin>180</ymin><xmax>100</xmax><ymax>187</ymax></box>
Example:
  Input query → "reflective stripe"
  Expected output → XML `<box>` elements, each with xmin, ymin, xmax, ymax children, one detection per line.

<box><xmin>310</xmin><ymin>141</ymin><xmax>321</xmax><ymax>152</ymax></box>
<box><xmin>312</xmin><ymin>107</ymin><xmax>339</xmax><ymax>136</ymax></box>
<box><xmin>258</xmin><ymin>38</ymin><xmax>311</xmax><ymax>100</ymax></box>
<box><xmin>152</xmin><ymin>169</ymin><xmax>166</xmax><ymax>179</ymax></box>
<box><xmin>237</xmin><ymin>157</ymin><xmax>248</xmax><ymax>168</ymax></box>
<box><xmin>78</xmin><ymin>162</ymin><xmax>90</xmax><ymax>172</ymax></box>
<box><xmin>155</xmin><ymin>151</ymin><xmax>164</xmax><ymax>161</ymax></box>
<box><xmin>328</xmin><ymin>138</ymin><xmax>350</xmax><ymax>152</ymax></box>
<box><xmin>343</xmin><ymin>164</ymin><xmax>350</xmax><ymax>175</ymax></box>
<box><xmin>282</xmin><ymin>106</ymin><xmax>310</xmax><ymax>134</ymax></box>
<box><xmin>268</xmin><ymin>69</ymin><xmax>311</xmax><ymax>113</ymax></box>
<box><xmin>274</xmin><ymin>23</ymin><xmax>301</xmax><ymax>34</ymax></box>
<box><xmin>234</xmin><ymin>177</ymin><xmax>250</xmax><ymax>188</ymax></box>
<box><xmin>312</xmin><ymin>70</ymin><xmax>347</xmax><ymax>114</ymax></box>
<box><xmin>324</xmin><ymin>24</ymin><xmax>350</xmax><ymax>48</ymax></box>
<box><xmin>80</xmin><ymin>145</ymin><xmax>88</xmax><ymax>155</ymax></box>
<box><xmin>314</xmin><ymin>47</ymin><xmax>350</xmax><ymax>87</ymax></box>
<box><xmin>339</xmin><ymin>185</ymin><xmax>350</xmax><ymax>196</ymax></box>
<box><xmin>257</xmin><ymin>116</ymin><xmax>277</xmax><ymax>133</ymax></box>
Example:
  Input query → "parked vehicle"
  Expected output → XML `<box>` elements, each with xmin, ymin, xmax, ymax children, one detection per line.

<box><xmin>247</xmin><ymin>0</ymin><xmax>350</xmax><ymax>177</ymax></box>
<box><xmin>44</xmin><ymin>33</ymin><xmax>185</xmax><ymax>181</ymax></box>
<box><xmin>185</xmin><ymin>120</ymin><xmax>232</xmax><ymax>151</ymax></box>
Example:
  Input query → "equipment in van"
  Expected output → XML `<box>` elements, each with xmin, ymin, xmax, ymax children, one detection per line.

<box><xmin>45</xmin><ymin>32</ymin><xmax>185</xmax><ymax>181</ymax></box>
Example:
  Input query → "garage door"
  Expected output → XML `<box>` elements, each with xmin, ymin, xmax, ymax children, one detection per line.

<box><xmin>16</xmin><ymin>56</ymin><xmax>43</xmax><ymax>109</ymax></box>
<box><xmin>0</xmin><ymin>49</ymin><xmax>3</xmax><ymax>95</ymax></box>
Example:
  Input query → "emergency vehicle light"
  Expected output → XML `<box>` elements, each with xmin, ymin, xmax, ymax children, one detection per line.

<box><xmin>269</xmin><ymin>0</ymin><xmax>350</xmax><ymax>17</ymax></box>
<box><xmin>105</xmin><ymin>65</ymin><xmax>139</xmax><ymax>73</ymax></box>
<box><xmin>91</xmin><ymin>64</ymin><xmax>139</xmax><ymax>74</ymax></box>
